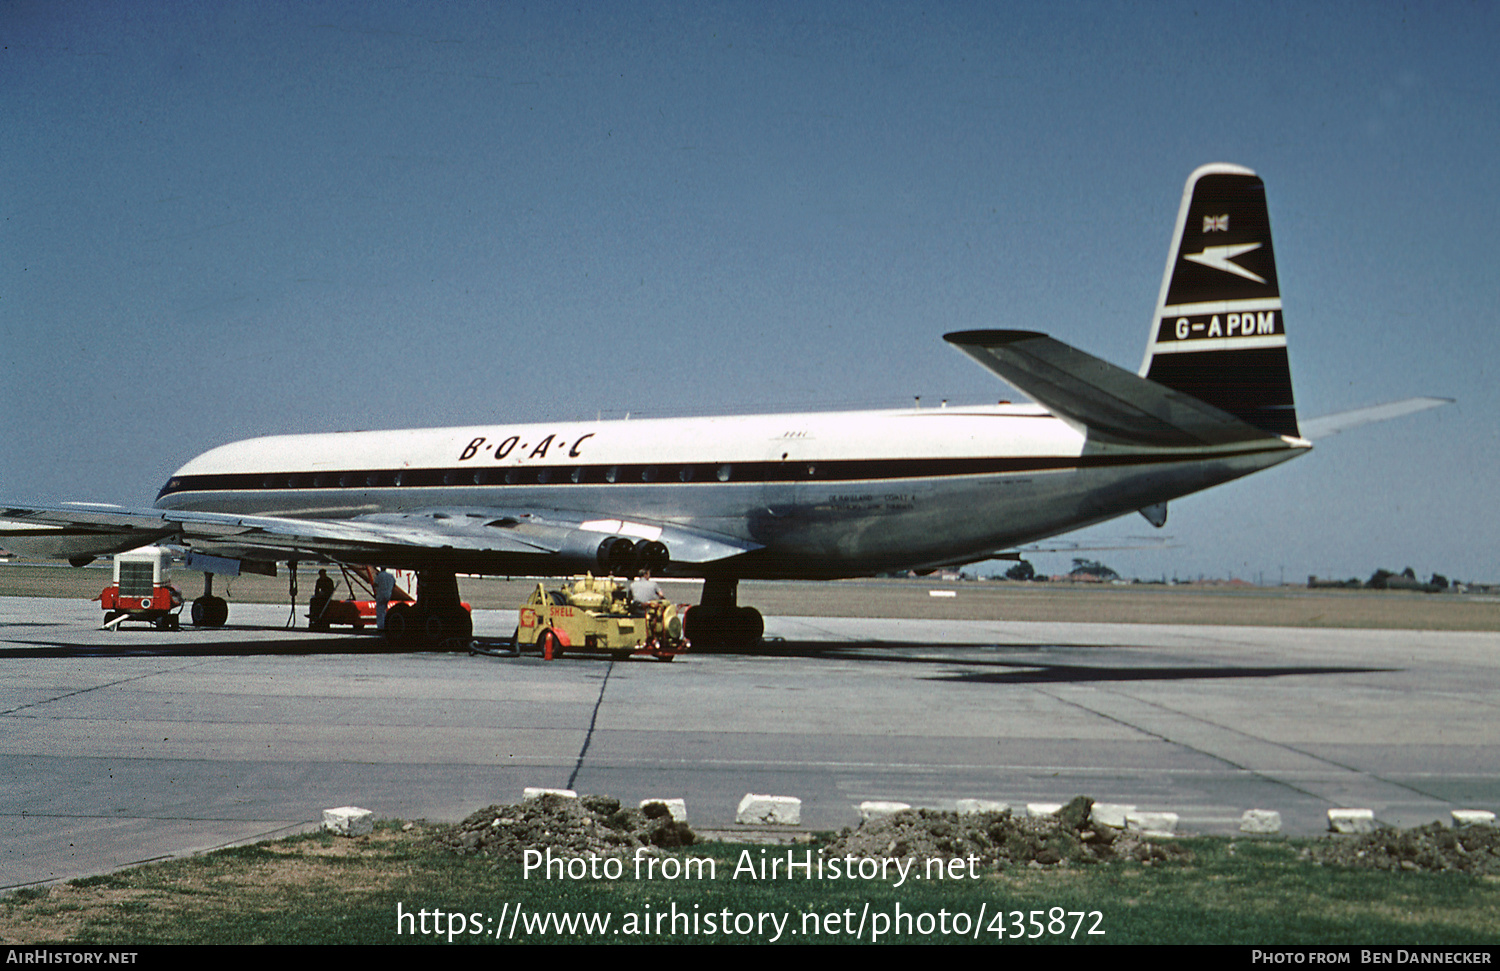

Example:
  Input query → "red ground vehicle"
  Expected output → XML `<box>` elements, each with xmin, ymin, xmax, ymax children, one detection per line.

<box><xmin>306</xmin><ymin>566</ymin><xmax>471</xmax><ymax>641</ymax></box>
<box><xmin>98</xmin><ymin>546</ymin><xmax>183</xmax><ymax>630</ymax></box>
<box><xmin>307</xmin><ymin>565</ymin><xmax>410</xmax><ymax>631</ymax></box>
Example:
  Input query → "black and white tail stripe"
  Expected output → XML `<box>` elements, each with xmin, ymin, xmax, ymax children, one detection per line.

<box><xmin>1140</xmin><ymin>164</ymin><xmax>1299</xmax><ymax>439</ymax></box>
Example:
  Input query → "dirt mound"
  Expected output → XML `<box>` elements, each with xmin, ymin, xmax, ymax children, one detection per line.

<box><xmin>433</xmin><ymin>794</ymin><xmax>696</xmax><ymax>862</ymax></box>
<box><xmin>822</xmin><ymin>797</ymin><xmax>1190</xmax><ymax>870</ymax></box>
<box><xmin>1306</xmin><ymin>822</ymin><xmax>1500</xmax><ymax>875</ymax></box>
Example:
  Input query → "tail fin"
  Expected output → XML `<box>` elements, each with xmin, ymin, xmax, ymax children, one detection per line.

<box><xmin>1140</xmin><ymin>164</ymin><xmax>1300</xmax><ymax>438</ymax></box>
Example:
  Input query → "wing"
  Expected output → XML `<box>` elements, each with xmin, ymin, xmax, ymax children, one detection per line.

<box><xmin>1298</xmin><ymin>397</ymin><xmax>1452</xmax><ymax>440</ymax></box>
<box><xmin>0</xmin><ymin>502</ymin><xmax>759</xmax><ymax>575</ymax></box>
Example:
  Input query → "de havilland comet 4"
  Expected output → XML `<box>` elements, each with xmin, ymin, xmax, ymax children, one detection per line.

<box><xmin>0</xmin><ymin>165</ymin><xmax>1446</xmax><ymax>647</ymax></box>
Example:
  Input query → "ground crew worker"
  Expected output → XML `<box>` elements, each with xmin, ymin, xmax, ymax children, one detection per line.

<box><xmin>309</xmin><ymin>569</ymin><xmax>335</xmax><ymax>625</ymax></box>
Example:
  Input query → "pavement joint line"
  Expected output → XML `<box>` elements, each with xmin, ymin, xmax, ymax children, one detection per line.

<box><xmin>565</xmin><ymin>659</ymin><xmax>617</xmax><ymax>791</ymax></box>
<box><xmin>0</xmin><ymin>660</ymin><xmax>228</xmax><ymax>717</ymax></box>
<box><xmin>1034</xmin><ymin>682</ymin><xmax>1455</xmax><ymax>811</ymax></box>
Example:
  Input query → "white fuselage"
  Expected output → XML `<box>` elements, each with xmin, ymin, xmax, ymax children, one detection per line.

<box><xmin>156</xmin><ymin>403</ymin><xmax>1305</xmax><ymax>578</ymax></box>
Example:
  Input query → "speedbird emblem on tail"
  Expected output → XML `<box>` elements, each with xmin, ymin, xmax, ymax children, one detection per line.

<box><xmin>0</xmin><ymin>165</ymin><xmax>1447</xmax><ymax>648</ymax></box>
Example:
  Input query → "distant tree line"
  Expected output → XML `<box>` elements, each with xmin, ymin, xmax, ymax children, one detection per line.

<box><xmin>1308</xmin><ymin>567</ymin><xmax>1456</xmax><ymax>593</ymax></box>
<box><xmin>1003</xmin><ymin>558</ymin><xmax>1120</xmax><ymax>582</ymax></box>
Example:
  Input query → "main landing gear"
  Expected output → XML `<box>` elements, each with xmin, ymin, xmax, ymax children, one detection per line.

<box><xmin>383</xmin><ymin>569</ymin><xmax>474</xmax><ymax>650</ymax></box>
<box><xmin>683</xmin><ymin>578</ymin><xmax>763</xmax><ymax>650</ymax></box>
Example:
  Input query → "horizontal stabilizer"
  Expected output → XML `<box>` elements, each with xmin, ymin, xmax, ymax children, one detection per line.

<box><xmin>1299</xmin><ymin>397</ymin><xmax>1452</xmax><ymax>440</ymax></box>
<box><xmin>944</xmin><ymin>330</ymin><xmax>1283</xmax><ymax>447</ymax></box>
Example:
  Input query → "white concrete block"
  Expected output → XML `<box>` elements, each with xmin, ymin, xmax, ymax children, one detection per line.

<box><xmin>859</xmin><ymin>800</ymin><xmax>911</xmax><ymax>820</ymax></box>
<box><xmin>322</xmin><ymin>806</ymin><xmax>373</xmax><ymax>837</ymax></box>
<box><xmin>640</xmin><ymin>798</ymin><xmax>687</xmax><ymax>822</ymax></box>
<box><xmin>1090</xmin><ymin>803</ymin><xmax>1137</xmax><ymax>829</ymax></box>
<box><xmin>736</xmin><ymin>793</ymin><xmax>801</xmax><ymax>825</ymax></box>
<box><xmin>1328</xmin><ymin>808</ymin><xmax>1376</xmax><ymax>834</ymax></box>
<box><xmin>523</xmin><ymin>787</ymin><xmax>577</xmax><ymax>801</ymax></box>
<box><xmin>1026</xmin><ymin>802</ymin><xmax>1063</xmax><ymax>818</ymax></box>
<box><xmin>956</xmin><ymin>799</ymin><xmax>1010</xmax><ymax>815</ymax></box>
<box><xmin>1239</xmin><ymin>809</ymin><xmax>1283</xmax><ymax>834</ymax></box>
<box><xmin>1125</xmin><ymin>811</ymin><xmax>1179</xmax><ymax>836</ymax></box>
<box><xmin>1452</xmin><ymin>809</ymin><xmax>1496</xmax><ymax>828</ymax></box>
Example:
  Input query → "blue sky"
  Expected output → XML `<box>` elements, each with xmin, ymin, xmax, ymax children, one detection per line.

<box><xmin>4</xmin><ymin>1</ymin><xmax>1496</xmax><ymax>582</ymax></box>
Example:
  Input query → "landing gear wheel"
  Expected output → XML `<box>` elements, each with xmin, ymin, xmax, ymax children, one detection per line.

<box><xmin>421</xmin><ymin>607</ymin><xmax>473</xmax><ymax>649</ymax></box>
<box><xmin>734</xmin><ymin>606</ymin><xmax>764</xmax><ymax>643</ymax></box>
<box><xmin>684</xmin><ymin>605</ymin><xmax>763</xmax><ymax>650</ymax></box>
<box><xmin>191</xmin><ymin>596</ymin><xmax>228</xmax><ymax>627</ymax></box>
<box><xmin>384</xmin><ymin>603</ymin><xmax>413</xmax><ymax>648</ymax></box>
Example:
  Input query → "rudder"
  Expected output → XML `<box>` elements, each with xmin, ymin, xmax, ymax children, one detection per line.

<box><xmin>1140</xmin><ymin>164</ymin><xmax>1299</xmax><ymax>439</ymax></box>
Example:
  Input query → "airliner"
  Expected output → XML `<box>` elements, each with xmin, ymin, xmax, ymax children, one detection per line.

<box><xmin>0</xmin><ymin>165</ymin><xmax>1446</xmax><ymax>647</ymax></box>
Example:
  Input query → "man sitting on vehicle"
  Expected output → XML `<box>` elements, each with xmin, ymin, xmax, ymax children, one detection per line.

<box><xmin>629</xmin><ymin>568</ymin><xmax>665</xmax><ymax>613</ymax></box>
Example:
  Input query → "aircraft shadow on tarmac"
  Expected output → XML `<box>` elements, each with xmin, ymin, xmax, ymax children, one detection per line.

<box><xmin>0</xmin><ymin>628</ymin><xmax>410</xmax><ymax>658</ymax></box>
<box><xmin>709</xmin><ymin>639</ymin><xmax>1395</xmax><ymax>685</ymax></box>
<box><xmin>0</xmin><ymin>632</ymin><xmax>1395</xmax><ymax>685</ymax></box>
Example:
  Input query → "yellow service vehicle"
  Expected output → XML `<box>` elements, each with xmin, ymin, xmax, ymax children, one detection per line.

<box><xmin>515</xmin><ymin>574</ymin><xmax>686</xmax><ymax>660</ymax></box>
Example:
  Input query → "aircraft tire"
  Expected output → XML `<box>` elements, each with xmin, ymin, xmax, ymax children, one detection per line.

<box><xmin>191</xmin><ymin>596</ymin><xmax>228</xmax><ymax>628</ymax></box>
<box><xmin>421</xmin><ymin>607</ymin><xmax>473</xmax><ymax>650</ymax></box>
<box><xmin>384</xmin><ymin>603</ymin><xmax>413</xmax><ymax>648</ymax></box>
<box><xmin>684</xmin><ymin>605</ymin><xmax>762</xmax><ymax>651</ymax></box>
<box><xmin>735</xmin><ymin>606</ymin><xmax>764</xmax><ymax>644</ymax></box>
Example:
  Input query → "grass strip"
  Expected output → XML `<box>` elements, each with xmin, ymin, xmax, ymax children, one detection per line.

<box><xmin>2</xmin><ymin>824</ymin><xmax>1496</xmax><ymax>945</ymax></box>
